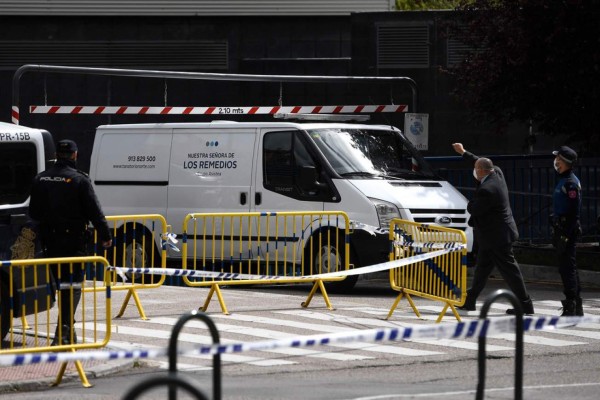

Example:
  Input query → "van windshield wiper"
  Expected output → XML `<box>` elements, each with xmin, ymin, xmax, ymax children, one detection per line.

<box><xmin>385</xmin><ymin>168</ymin><xmax>435</xmax><ymax>179</ymax></box>
<box><xmin>339</xmin><ymin>171</ymin><xmax>381</xmax><ymax>178</ymax></box>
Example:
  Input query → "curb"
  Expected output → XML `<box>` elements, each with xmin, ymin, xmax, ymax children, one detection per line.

<box><xmin>0</xmin><ymin>349</ymin><xmax>137</xmax><ymax>394</ymax></box>
<box><xmin>519</xmin><ymin>264</ymin><xmax>600</xmax><ymax>288</ymax></box>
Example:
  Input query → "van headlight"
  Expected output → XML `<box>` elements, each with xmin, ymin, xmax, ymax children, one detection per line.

<box><xmin>369</xmin><ymin>198</ymin><xmax>401</xmax><ymax>230</ymax></box>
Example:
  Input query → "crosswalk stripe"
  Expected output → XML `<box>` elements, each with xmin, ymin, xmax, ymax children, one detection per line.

<box><xmin>147</xmin><ymin>318</ymin><xmax>373</xmax><ymax>361</ymax></box>
<box><xmin>542</xmin><ymin>328</ymin><xmax>600</xmax><ymax>340</ymax></box>
<box><xmin>204</xmin><ymin>314</ymin><xmax>443</xmax><ymax>356</ymax></box>
<box><xmin>152</xmin><ymin>360</ymin><xmax>211</xmax><ymax>372</ymax></box>
<box><xmin>408</xmin><ymin>338</ymin><xmax>512</xmax><ymax>352</ymax></box>
<box><xmin>490</xmin><ymin>333</ymin><xmax>586</xmax><ymax>346</ymax></box>
<box><xmin>105</xmin><ymin>340</ymin><xmax>213</xmax><ymax>371</ymax></box>
<box><xmin>153</xmin><ymin>316</ymin><xmax>443</xmax><ymax>357</ymax></box>
<box><xmin>275</xmin><ymin>310</ymin><xmax>514</xmax><ymax>351</ymax></box>
<box><xmin>86</xmin><ymin>323</ymin><xmax>296</xmax><ymax>366</ymax></box>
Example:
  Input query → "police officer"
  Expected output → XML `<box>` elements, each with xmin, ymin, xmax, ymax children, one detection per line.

<box><xmin>29</xmin><ymin>139</ymin><xmax>112</xmax><ymax>345</ymax></box>
<box><xmin>551</xmin><ymin>146</ymin><xmax>583</xmax><ymax>316</ymax></box>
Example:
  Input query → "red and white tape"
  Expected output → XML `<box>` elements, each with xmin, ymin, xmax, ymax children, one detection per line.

<box><xmin>28</xmin><ymin>104</ymin><xmax>408</xmax><ymax>116</ymax></box>
<box><xmin>11</xmin><ymin>106</ymin><xmax>19</xmax><ymax>124</ymax></box>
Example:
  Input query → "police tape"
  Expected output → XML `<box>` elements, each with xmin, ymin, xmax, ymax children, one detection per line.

<box><xmin>109</xmin><ymin>244</ymin><xmax>466</xmax><ymax>281</ymax></box>
<box><xmin>0</xmin><ymin>314</ymin><xmax>598</xmax><ymax>367</ymax></box>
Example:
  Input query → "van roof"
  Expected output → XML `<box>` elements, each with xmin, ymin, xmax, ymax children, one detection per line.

<box><xmin>95</xmin><ymin>121</ymin><xmax>399</xmax><ymax>131</ymax></box>
<box><xmin>0</xmin><ymin>121</ymin><xmax>46</xmax><ymax>133</ymax></box>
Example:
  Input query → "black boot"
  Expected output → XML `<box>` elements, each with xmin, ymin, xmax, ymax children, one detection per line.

<box><xmin>575</xmin><ymin>297</ymin><xmax>584</xmax><ymax>316</ymax></box>
<box><xmin>560</xmin><ymin>299</ymin><xmax>576</xmax><ymax>316</ymax></box>
<box><xmin>506</xmin><ymin>297</ymin><xmax>534</xmax><ymax>315</ymax></box>
<box><xmin>52</xmin><ymin>286</ymin><xmax>81</xmax><ymax>345</ymax></box>
<box><xmin>51</xmin><ymin>324</ymin><xmax>78</xmax><ymax>346</ymax></box>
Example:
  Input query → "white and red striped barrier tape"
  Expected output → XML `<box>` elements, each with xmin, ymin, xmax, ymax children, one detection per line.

<box><xmin>27</xmin><ymin>104</ymin><xmax>408</xmax><ymax>116</ymax></box>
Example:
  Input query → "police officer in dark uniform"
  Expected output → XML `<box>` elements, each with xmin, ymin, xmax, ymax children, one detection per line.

<box><xmin>551</xmin><ymin>146</ymin><xmax>583</xmax><ymax>316</ymax></box>
<box><xmin>29</xmin><ymin>139</ymin><xmax>112</xmax><ymax>345</ymax></box>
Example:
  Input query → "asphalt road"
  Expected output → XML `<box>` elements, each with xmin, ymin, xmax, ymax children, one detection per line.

<box><xmin>2</xmin><ymin>277</ymin><xmax>600</xmax><ymax>399</ymax></box>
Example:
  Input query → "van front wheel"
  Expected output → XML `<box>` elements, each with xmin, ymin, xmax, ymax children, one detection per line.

<box><xmin>114</xmin><ymin>226</ymin><xmax>160</xmax><ymax>284</ymax></box>
<box><xmin>309</xmin><ymin>234</ymin><xmax>357</xmax><ymax>293</ymax></box>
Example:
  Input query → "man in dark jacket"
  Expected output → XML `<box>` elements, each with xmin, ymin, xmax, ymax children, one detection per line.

<box><xmin>29</xmin><ymin>139</ymin><xmax>112</xmax><ymax>345</ymax></box>
<box><xmin>551</xmin><ymin>146</ymin><xmax>583</xmax><ymax>316</ymax></box>
<box><xmin>452</xmin><ymin>143</ymin><xmax>534</xmax><ymax>315</ymax></box>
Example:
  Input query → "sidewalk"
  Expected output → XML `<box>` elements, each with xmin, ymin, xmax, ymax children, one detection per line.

<box><xmin>0</xmin><ymin>351</ymin><xmax>136</xmax><ymax>393</ymax></box>
<box><xmin>1</xmin><ymin>263</ymin><xmax>599</xmax><ymax>393</ymax></box>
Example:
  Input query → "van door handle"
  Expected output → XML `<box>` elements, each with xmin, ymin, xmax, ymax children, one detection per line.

<box><xmin>255</xmin><ymin>192</ymin><xmax>262</xmax><ymax>205</ymax></box>
<box><xmin>240</xmin><ymin>192</ymin><xmax>247</xmax><ymax>205</ymax></box>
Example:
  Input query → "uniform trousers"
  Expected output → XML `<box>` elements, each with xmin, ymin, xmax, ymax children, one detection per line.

<box><xmin>42</xmin><ymin>226</ymin><xmax>87</xmax><ymax>345</ymax></box>
<box><xmin>557</xmin><ymin>239</ymin><xmax>581</xmax><ymax>300</ymax></box>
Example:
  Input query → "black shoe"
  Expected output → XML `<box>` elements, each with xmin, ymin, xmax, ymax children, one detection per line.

<box><xmin>576</xmin><ymin>297</ymin><xmax>584</xmax><ymax>316</ymax></box>
<box><xmin>560</xmin><ymin>299</ymin><xmax>576</xmax><ymax>316</ymax></box>
<box><xmin>51</xmin><ymin>324</ymin><xmax>78</xmax><ymax>346</ymax></box>
<box><xmin>457</xmin><ymin>302</ymin><xmax>476</xmax><ymax>311</ymax></box>
<box><xmin>506</xmin><ymin>297</ymin><xmax>535</xmax><ymax>315</ymax></box>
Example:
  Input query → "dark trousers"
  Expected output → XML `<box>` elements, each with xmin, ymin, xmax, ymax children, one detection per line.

<box><xmin>41</xmin><ymin>226</ymin><xmax>87</xmax><ymax>344</ymax></box>
<box><xmin>558</xmin><ymin>240</ymin><xmax>581</xmax><ymax>299</ymax></box>
<box><xmin>467</xmin><ymin>243</ymin><xmax>530</xmax><ymax>303</ymax></box>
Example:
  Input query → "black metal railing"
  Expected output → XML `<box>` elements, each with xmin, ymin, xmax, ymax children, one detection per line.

<box><xmin>427</xmin><ymin>154</ymin><xmax>600</xmax><ymax>244</ymax></box>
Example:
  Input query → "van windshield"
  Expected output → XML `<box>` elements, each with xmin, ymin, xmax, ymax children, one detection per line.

<box><xmin>307</xmin><ymin>128</ymin><xmax>437</xmax><ymax>180</ymax></box>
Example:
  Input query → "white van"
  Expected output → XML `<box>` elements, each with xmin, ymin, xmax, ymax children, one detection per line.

<box><xmin>89</xmin><ymin>120</ymin><xmax>472</xmax><ymax>282</ymax></box>
<box><xmin>0</xmin><ymin>122</ymin><xmax>56</xmax><ymax>341</ymax></box>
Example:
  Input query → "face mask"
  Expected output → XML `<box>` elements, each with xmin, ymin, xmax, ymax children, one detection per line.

<box><xmin>553</xmin><ymin>160</ymin><xmax>560</xmax><ymax>173</ymax></box>
<box><xmin>472</xmin><ymin>168</ymin><xmax>479</xmax><ymax>181</ymax></box>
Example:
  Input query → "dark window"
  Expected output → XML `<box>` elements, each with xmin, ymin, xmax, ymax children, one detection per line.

<box><xmin>0</xmin><ymin>143</ymin><xmax>38</xmax><ymax>205</ymax></box>
<box><xmin>263</xmin><ymin>130</ymin><xmax>335</xmax><ymax>201</ymax></box>
<box><xmin>264</xmin><ymin>131</ymin><xmax>294</xmax><ymax>187</ymax></box>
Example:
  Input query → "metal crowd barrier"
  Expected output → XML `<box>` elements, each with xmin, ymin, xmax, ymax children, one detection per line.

<box><xmin>0</xmin><ymin>256</ymin><xmax>112</xmax><ymax>387</ymax></box>
<box><xmin>89</xmin><ymin>214</ymin><xmax>169</xmax><ymax>320</ymax></box>
<box><xmin>387</xmin><ymin>219</ymin><xmax>468</xmax><ymax>322</ymax></box>
<box><xmin>181</xmin><ymin>211</ymin><xmax>351</xmax><ymax>314</ymax></box>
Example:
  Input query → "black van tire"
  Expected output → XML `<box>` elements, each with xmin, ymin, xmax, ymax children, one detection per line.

<box><xmin>306</xmin><ymin>230</ymin><xmax>358</xmax><ymax>293</ymax></box>
<box><xmin>115</xmin><ymin>225</ymin><xmax>160</xmax><ymax>284</ymax></box>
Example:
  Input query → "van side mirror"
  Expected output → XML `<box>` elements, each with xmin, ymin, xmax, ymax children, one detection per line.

<box><xmin>297</xmin><ymin>165</ymin><xmax>318</xmax><ymax>188</ymax></box>
<box><xmin>297</xmin><ymin>165</ymin><xmax>327</xmax><ymax>194</ymax></box>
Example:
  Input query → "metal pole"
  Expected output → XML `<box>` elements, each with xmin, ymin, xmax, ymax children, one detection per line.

<box><xmin>12</xmin><ymin>64</ymin><xmax>418</xmax><ymax>125</ymax></box>
<box><xmin>476</xmin><ymin>289</ymin><xmax>524</xmax><ymax>400</ymax></box>
<box><xmin>168</xmin><ymin>311</ymin><xmax>222</xmax><ymax>400</ymax></box>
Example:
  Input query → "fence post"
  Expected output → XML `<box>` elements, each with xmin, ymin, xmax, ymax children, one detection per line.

<box><xmin>476</xmin><ymin>289</ymin><xmax>523</xmax><ymax>400</ymax></box>
<box><xmin>168</xmin><ymin>310</ymin><xmax>222</xmax><ymax>400</ymax></box>
<box><xmin>121</xmin><ymin>374</ymin><xmax>209</xmax><ymax>400</ymax></box>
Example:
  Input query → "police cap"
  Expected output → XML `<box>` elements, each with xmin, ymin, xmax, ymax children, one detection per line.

<box><xmin>552</xmin><ymin>146</ymin><xmax>577</xmax><ymax>164</ymax></box>
<box><xmin>57</xmin><ymin>139</ymin><xmax>78</xmax><ymax>154</ymax></box>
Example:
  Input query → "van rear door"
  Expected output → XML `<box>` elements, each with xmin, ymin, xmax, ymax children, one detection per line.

<box><xmin>91</xmin><ymin>126</ymin><xmax>172</xmax><ymax>217</ymax></box>
<box><xmin>167</xmin><ymin>127</ymin><xmax>258</xmax><ymax>221</ymax></box>
<box><xmin>167</xmin><ymin>127</ymin><xmax>258</xmax><ymax>258</ymax></box>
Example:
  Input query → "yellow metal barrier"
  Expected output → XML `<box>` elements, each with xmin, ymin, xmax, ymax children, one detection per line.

<box><xmin>181</xmin><ymin>211</ymin><xmax>351</xmax><ymax>314</ymax></box>
<box><xmin>88</xmin><ymin>214</ymin><xmax>169</xmax><ymax>320</ymax></box>
<box><xmin>0</xmin><ymin>256</ymin><xmax>111</xmax><ymax>387</ymax></box>
<box><xmin>386</xmin><ymin>219</ymin><xmax>467</xmax><ymax>323</ymax></box>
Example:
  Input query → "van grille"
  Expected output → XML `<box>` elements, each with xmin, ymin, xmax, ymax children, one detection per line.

<box><xmin>409</xmin><ymin>208</ymin><xmax>468</xmax><ymax>230</ymax></box>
